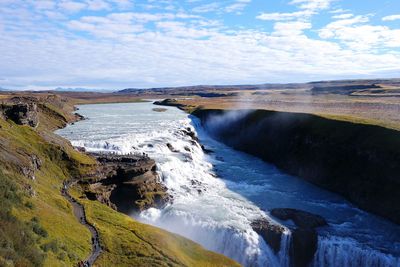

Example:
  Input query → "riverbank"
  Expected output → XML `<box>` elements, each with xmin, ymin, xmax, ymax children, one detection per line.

<box><xmin>0</xmin><ymin>95</ymin><xmax>240</xmax><ymax>266</ymax></box>
<box><xmin>56</xmin><ymin>100</ymin><xmax>400</xmax><ymax>266</ymax></box>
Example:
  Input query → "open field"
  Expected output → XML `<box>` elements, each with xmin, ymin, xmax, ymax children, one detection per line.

<box><xmin>1</xmin><ymin>78</ymin><xmax>399</xmax><ymax>131</ymax></box>
<box><xmin>129</xmin><ymin>79</ymin><xmax>400</xmax><ymax>131</ymax></box>
<box><xmin>173</xmin><ymin>90</ymin><xmax>400</xmax><ymax>130</ymax></box>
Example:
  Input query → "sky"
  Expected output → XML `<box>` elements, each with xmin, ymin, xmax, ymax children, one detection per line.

<box><xmin>0</xmin><ymin>0</ymin><xmax>399</xmax><ymax>90</ymax></box>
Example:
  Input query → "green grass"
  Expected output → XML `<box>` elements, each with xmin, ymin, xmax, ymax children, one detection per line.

<box><xmin>0</xmin><ymin>170</ymin><xmax>45</xmax><ymax>267</ymax></box>
<box><xmin>0</xmin><ymin>96</ymin><xmax>240</xmax><ymax>266</ymax></box>
<box><xmin>0</xmin><ymin>116</ymin><xmax>94</xmax><ymax>266</ymax></box>
<box><xmin>70</xmin><ymin>188</ymin><xmax>240</xmax><ymax>267</ymax></box>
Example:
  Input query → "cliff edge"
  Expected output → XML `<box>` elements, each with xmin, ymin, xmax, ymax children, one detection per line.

<box><xmin>193</xmin><ymin>108</ymin><xmax>400</xmax><ymax>224</ymax></box>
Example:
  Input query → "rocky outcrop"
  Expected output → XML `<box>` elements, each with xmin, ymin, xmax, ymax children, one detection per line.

<box><xmin>152</xmin><ymin>108</ymin><xmax>167</xmax><ymax>112</ymax></box>
<box><xmin>251</xmin><ymin>218</ymin><xmax>285</xmax><ymax>253</ymax></box>
<box><xmin>271</xmin><ymin>208</ymin><xmax>327</xmax><ymax>267</ymax></box>
<box><xmin>1</xmin><ymin>97</ymin><xmax>39</xmax><ymax>127</ymax></box>
<box><xmin>153</xmin><ymin>99</ymin><xmax>197</xmax><ymax>111</ymax></box>
<box><xmin>271</xmin><ymin>208</ymin><xmax>327</xmax><ymax>229</ymax></box>
<box><xmin>193</xmin><ymin>109</ymin><xmax>400</xmax><ymax>224</ymax></box>
<box><xmin>166</xmin><ymin>143</ymin><xmax>179</xmax><ymax>152</ymax></box>
<box><xmin>154</xmin><ymin>99</ymin><xmax>185</xmax><ymax>109</ymax></box>
<box><xmin>291</xmin><ymin>228</ymin><xmax>318</xmax><ymax>267</ymax></box>
<box><xmin>251</xmin><ymin>209</ymin><xmax>327</xmax><ymax>267</ymax></box>
<box><xmin>20</xmin><ymin>154</ymin><xmax>42</xmax><ymax>180</ymax></box>
<box><xmin>84</xmin><ymin>153</ymin><xmax>170</xmax><ymax>214</ymax></box>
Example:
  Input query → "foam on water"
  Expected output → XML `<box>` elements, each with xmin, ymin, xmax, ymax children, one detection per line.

<box><xmin>312</xmin><ymin>236</ymin><xmax>400</xmax><ymax>267</ymax></box>
<box><xmin>57</xmin><ymin>102</ymin><xmax>400</xmax><ymax>267</ymax></box>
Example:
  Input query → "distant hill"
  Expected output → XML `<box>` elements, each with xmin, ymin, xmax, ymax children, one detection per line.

<box><xmin>117</xmin><ymin>78</ymin><xmax>400</xmax><ymax>95</ymax></box>
<box><xmin>54</xmin><ymin>87</ymin><xmax>115</xmax><ymax>93</ymax></box>
<box><xmin>118</xmin><ymin>83</ymin><xmax>306</xmax><ymax>94</ymax></box>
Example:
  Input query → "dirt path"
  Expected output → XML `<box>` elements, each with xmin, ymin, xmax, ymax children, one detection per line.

<box><xmin>61</xmin><ymin>181</ymin><xmax>102</xmax><ymax>267</ymax></box>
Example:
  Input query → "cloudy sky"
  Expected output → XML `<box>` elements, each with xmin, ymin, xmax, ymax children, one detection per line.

<box><xmin>0</xmin><ymin>0</ymin><xmax>399</xmax><ymax>90</ymax></box>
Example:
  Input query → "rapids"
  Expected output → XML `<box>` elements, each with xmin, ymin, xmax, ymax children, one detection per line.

<box><xmin>57</xmin><ymin>102</ymin><xmax>400</xmax><ymax>267</ymax></box>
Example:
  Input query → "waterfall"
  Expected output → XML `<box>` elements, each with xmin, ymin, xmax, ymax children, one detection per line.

<box><xmin>57</xmin><ymin>102</ymin><xmax>400</xmax><ymax>267</ymax></box>
<box><xmin>312</xmin><ymin>236</ymin><xmax>400</xmax><ymax>267</ymax></box>
<box><xmin>278</xmin><ymin>229</ymin><xmax>292</xmax><ymax>267</ymax></box>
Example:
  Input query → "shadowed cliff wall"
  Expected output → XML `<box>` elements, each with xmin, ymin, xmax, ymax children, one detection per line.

<box><xmin>193</xmin><ymin>109</ymin><xmax>400</xmax><ymax>224</ymax></box>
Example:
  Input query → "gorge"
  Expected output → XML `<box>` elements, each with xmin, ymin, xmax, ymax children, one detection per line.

<box><xmin>58</xmin><ymin>101</ymin><xmax>400</xmax><ymax>267</ymax></box>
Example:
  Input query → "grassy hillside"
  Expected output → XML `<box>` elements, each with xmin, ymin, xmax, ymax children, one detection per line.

<box><xmin>0</xmin><ymin>96</ymin><xmax>239</xmax><ymax>267</ymax></box>
<box><xmin>0</xmin><ymin>111</ymin><xmax>95</xmax><ymax>266</ymax></box>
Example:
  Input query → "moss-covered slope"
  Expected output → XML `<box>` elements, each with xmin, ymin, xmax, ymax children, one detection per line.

<box><xmin>0</xmin><ymin>96</ymin><xmax>239</xmax><ymax>267</ymax></box>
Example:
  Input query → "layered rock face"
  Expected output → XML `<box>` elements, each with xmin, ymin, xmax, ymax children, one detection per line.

<box><xmin>251</xmin><ymin>219</ymin><xmax>285</xmax><ymax>253</ymax></box>
<box><xmin>153</xmin><ymin>99</ymin><xmax>197</xmax><ymax>111</ymax></box>
<box><xmin>193</xmin><ymin>109</ymin><xmax>400</xmax><ymax>224</ymax></box>
<box><xmin>1</xmin><ymin>97</ymin><xmax>39</xmax><ymax>127</ymax></box>
<box><xmin>84</xmin><ymin>153</ymin><xmax>170</xmax><ymax>214</ymax></box>
<box><xmin>251</xmin><ymin>209</ymin><xmax>327</xmax><ymax>267</ymax></box>
<box><xmin>271</xmin><ymin>208</ymin><xmax>327</xmax><ymax>267</ymax></box>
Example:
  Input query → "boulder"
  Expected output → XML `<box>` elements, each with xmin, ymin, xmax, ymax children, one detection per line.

<box><xmin>152</xmin><ymin>108</ymin><xmax>167</xmax><ymax>112</ymax></box>
<box><xmin>181</xmin><ymin>127</ymin><xmax>199</xmax><ymax>142</ymax></box>
<box><xmin>20</xmin><ymin>154</ymin><xmax>42</xmax><ymax>180</ymax></box>
<box><xmin>271</xmin><ymin>208</ymin><xmax>327</xmax><ymax>267</ymax></box>
<box><xmin>271</xmin><ymin>208</ymin><xmax>327</xmax><ymax>229</ymax></box>
<box><xmin>86</xmin><ymin>153</ymin><xmax>171</xmax><ymax>214</ymax></box>
<box><xmin>166</xmin><ymin>143</ymin><xmax>179</xmax><ymax>152</ymax></box>
<box><xmin>2</xmin><ymin>98</ymin><xmax>38</xmax><ymax>127</ymax></box>
<box><xmin>251</xmin><ymin>218</ymin><xmax>285</xmax><ymax>253</ymax></box>
<box><xmin>291</xmin><ymin>228</ymin><xmax>318</xmax><ymax>267</ymax></box>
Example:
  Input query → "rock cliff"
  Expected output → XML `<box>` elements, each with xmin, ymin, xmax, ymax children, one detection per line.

<box><xmin>1</xmin><ymin>97</ymin><xmax>39</xmax><ymax>127</ymax></box>
<box><xmin>193</xmin><ymin>109</ymin><xmax>400</xmax><ymax>224</ymax></box>
<box><xmin>83</xmin><ymin>153</ymin><xmax>170</xmax><ymax>214</ymax></box>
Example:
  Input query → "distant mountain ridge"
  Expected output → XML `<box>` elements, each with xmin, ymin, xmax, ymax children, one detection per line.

<box><xmin>118</xmin><ymin>78</ymin><xmax>400</xmax><ymax>94</ymax></box>
<box><xmin>54</xmin><ymin>87</ymin><xmax>115</xmax><ymax>93</ymax></box>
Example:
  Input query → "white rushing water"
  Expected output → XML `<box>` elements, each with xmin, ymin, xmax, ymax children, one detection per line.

<box><xmin>57</xmin><ymin>102</ymin><xmax>400</xmax><ymax>267</ymax></box>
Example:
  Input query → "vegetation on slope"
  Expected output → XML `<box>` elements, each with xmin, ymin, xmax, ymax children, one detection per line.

<box><xmin>0</xmin><ymin>95</ymin><xmax>239</xmax><ymax>266</ymax></box>
<box><xmin>0</xmin><ymin>105</ymin><xmax>95</xmax><ymax>266</ymax></box>
<box><xmin>69</xmin><ymin>187</ymin><xmax>239</xmax><ymax>267</ymax></box>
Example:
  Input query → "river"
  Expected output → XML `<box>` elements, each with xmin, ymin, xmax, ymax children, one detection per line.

<box><xmin>57</xmin><ymin>101</ymin><xmax>400</xmax><ymax>267</ymax></box>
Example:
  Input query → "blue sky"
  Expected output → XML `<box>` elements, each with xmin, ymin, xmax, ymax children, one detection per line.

<box><xmin>0</xmin><ymin>0</ymin><xmax>399</xmax><ymax>90</ymax></box>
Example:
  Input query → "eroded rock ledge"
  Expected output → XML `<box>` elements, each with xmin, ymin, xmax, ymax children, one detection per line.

<box><xmin>82</xmin><ymin>153</ymin><xmax>170</xmax><ymax>214</ymax></box>
<box><xmin>252</xmin><ymin>209</ymin><xmax>327</xmax><ymax>267</ymax></box>
<box><xmin>272</xmin><ymin>208</ymin><xmax>327</xmax><ymax>267</ymax></box>
<box><xmin>1</xmin><ymin>97</ymin><xmax>39</xmax><ymax>127</ymax></box>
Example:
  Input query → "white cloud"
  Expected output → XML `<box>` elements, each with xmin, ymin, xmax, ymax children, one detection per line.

<box><xmin>0</xmin><ymin>0</ymin><xmax>400</xmax><ymax>90</ymax></box>
<box><xmin>58</xmin><ymin>1</ymin><xmax>87</xmax><ymax>12</ymax></box>
<box><xmin>192</xmin><ymin>2</ymin><xmax>220</xmax><ymax>13</ymax></box>
<box><xmin>330</xmin><ymin>8</ymin><xmax>350</xmax><ymax>14</ymax></box>
<box><xmin>225</xmin><ymin>0</ymin><xmax>251</xmax><ymax>14</ymax></box>
<box><xmin>273</xmin><ymin>21</ymin><xmax>312</xmax><ymax>36</ymax></box>
<box><xmin>332</xmin><ymin>13</ymin><xmax>353</xmax><ymax>19</ymax></box>
<box><xmin>109</xmin><ymin>0</ymin><xmax>133</xmax><ymax>10</ymax></box>
<box><xmin>256</xmin><ymin>10</ymin><xmax>314</xmax><ymax>21</ymax></box>
<box><xmin>382</xmin><ymin>14</ymin><xmax>400</xmax><ymax>21</ymax></box>
<box><xmin>86</xmin><ymin>0</ymin><xmax>111</xmax><ymax>11</ymax></box>
<box><xmin>68</xmin><ymin>12</ymin><xmax>145</xmax><ymax>38</ymax></box>
<box><xmin>319</xmin><ymin>15</ymin><xmax>400</xmax><ymax>50</ymax></box>
<box><xmin>32</xmin><ymin>1</ymin><xmax>56</xmax><ymax>10</ymax></box>
<box><xmin>290</xmin><ymin>0</ymin><xmax>335</xmax><ymax>11</ymax></box>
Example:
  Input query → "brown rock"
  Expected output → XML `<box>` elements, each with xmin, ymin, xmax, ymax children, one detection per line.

<box><xmin>271</xmin><ymin>208</ymin><xmax>327</xmax><ymax>229</ymax></box>
<box><xmin>2</xmin><ymin>97</ymin><xmax>39</xmax><ymax>127</ymax></box>
<box><xmin>291</xmin><ymin>228</ymin><xmax>318</xmax><ymax>267</ymax></box>
<box><xmin>251</xmin><ymin>218</ymin><xmax>285</xmax><ymax>253</ymax></box>
<box><xmin>86</xmin><ymin>153</ymin><xmax>171</xmax><ymax>214</ymax></box>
